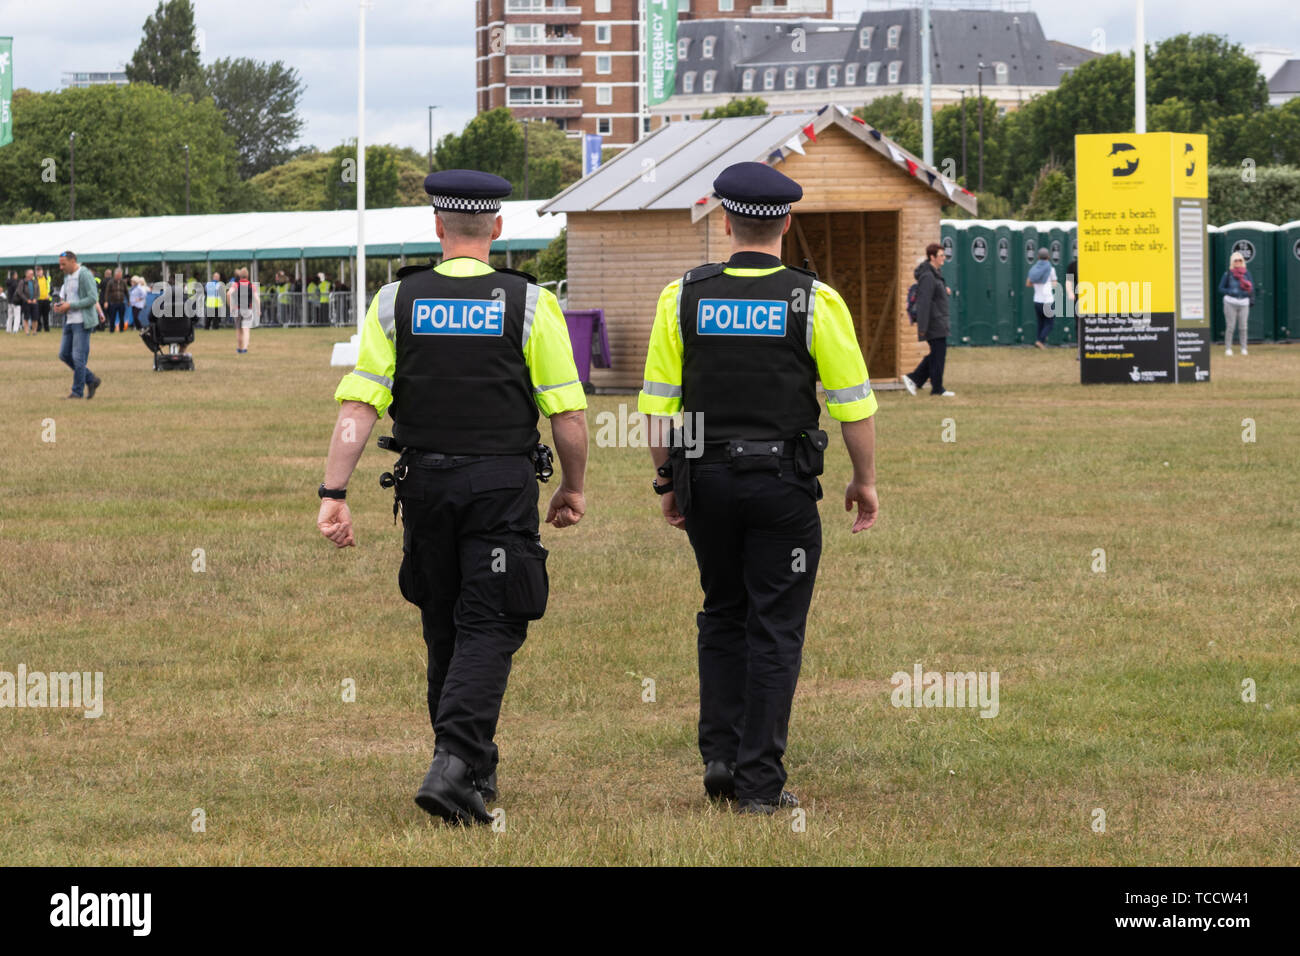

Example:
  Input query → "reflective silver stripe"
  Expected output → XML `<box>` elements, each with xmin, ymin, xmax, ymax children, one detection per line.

<box><xmin>351</xmin><ymin>369</ymin><xmax>393</xmax><ymax>390</ymax></box>
<box><xmin>376</xmin><ymin>281</ymin><xmax>399</xmax><ymax>339</ymax></box>
<box><xmin>674</xmin><ymin>281</ymin><xmax>685</xmax><ymax>342</ymax></box>
<box><xmin>642</xmin><ymin>380</ymin><xmax>682</xmax><ymax>398</ymax></box>
<box><xmin>522</xmin><ymin>283</ymin><xmax>541</xmax><ymax>348</ymax></box>
<box><xmin>825</xmin><ymin>381</ymin><xmax>873</xmax><ymax>404</ymax></box>
<box><xmin>534</xmin><ymin>379</ymin><xmax>580</xmax><ymax>394</ymax></box>
<box><xmin>807</xmin><ymin>280</ymin><xmax>825</xmax><ymax>353</ymax></box>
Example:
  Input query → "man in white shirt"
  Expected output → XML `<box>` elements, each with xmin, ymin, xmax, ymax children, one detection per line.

<box><xmin>1026</xmin><ymin>248</ymin><xmax>1058</xmax><ymax>350</ymax></box>
<box><xmin>53</xmin><ymin>251</ymin><xmax>103</xmax><ymax>399</ymax></box>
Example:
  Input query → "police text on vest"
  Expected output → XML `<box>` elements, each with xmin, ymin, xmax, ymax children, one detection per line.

<box><xmin>412</xmin><ymin>298</ymin><xmax>504</xmax><ymax>336</ymax></box>
<box><xmin>696</xmin><ymin>298</ymin><xmax>787</xmax><ymax>336</ymax></box>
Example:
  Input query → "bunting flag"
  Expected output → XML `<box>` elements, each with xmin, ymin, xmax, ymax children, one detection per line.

<box><xmin>835</xmin><ymin>104</ymin><xmax>851</xmax><ymax>117</ymax></box>
<box><xmin>887</xmin><ymin>143</ymin><xmax>905</xmax><ymax>163</ymax></box>
<box><xmin>852</xmin><ymin>115</ymin><xmax>867</xmax><ymax>126</ymax></box>
<box><xmin>942</xmin><ymin>179</ymin><xmax>958</xmax><ymax>200</ymax></box>
<box><xmin>767</xmin><ymin>150</ymin><xmax>785</xmax><ymax>165</ymax></box>
<box><xmin>905</xmin><ymin>158</ymin><xmax>918</xmax><ymax>177</ymax></box>
<box><xmin>925</xmin><ymin>171</ymin><xmax>936</xmax><ymax>186</ymax></box>
<box><xmin>816</xmin><ymin>105</ymin><xmax>829</xmax><ymax>116</ymax></box>
<box><xmin>784</xmin><ymin>136</ymin><xmax>805</xmax><ymax>155</ymax></box>
<box><xmin>960</xmin><ymin>187</ymin><xmax>974</xmax><ymax>196</ymax></box>
<box><xmin>802</xmin><ymin>122</ymin><xmax>817</xmax><ymax>143</ymax></box>
<box><xmin>695</xmin><ymin>196</ymin><xmax>710</xmax><ymax>205</ymax></box>
<box><xmin>868</xmin><ymin>126</ymin><xmax>881</xmax><ymax>138</ymax></box>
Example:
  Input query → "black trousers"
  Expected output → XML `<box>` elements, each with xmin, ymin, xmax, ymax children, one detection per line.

<box><xmin>684</xmin><ymin>463</ymin><xmax>822</xmax><ymax>802</ymax></box>
<box><xmin>396</xmin><ymin>453</ymin><xmax>547</xmax><ymax>779</ymax></box>
<box><xmin>38</xmin><ymin>300</ymin><xmax>50</xmax><ymax>331</ymax></box>
<box><xmin>909</xmin><ymin>336</ymin><xmax>948</xmax><ymax>394</ymax></box>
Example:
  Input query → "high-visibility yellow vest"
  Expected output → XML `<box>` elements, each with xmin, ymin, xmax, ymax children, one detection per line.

<box><xmin>276</xmin><ymin>282</ymin><xmax>290</xmax><ymax>304</ymax></box>
<box><xmin>318</xmin><ymin>280</ymin><xmax>331</xmax><ymax>304</ymax></box>
<box><xmin>37</xmin><ymin>275</ymin><xmax>51</xmax><ymax>299</ymax></box>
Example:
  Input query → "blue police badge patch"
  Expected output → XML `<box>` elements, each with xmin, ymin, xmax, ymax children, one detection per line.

<box><xmin>696</xmin><ymin>299</ymin><xmax>787</xmax><ymax>336</ymax></box>
<box><xmin>412</xmin><ymin>298</ymin><xmax>504</xmax><ymax>336</ymax></box>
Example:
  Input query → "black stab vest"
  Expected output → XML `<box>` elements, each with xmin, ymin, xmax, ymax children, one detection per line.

<box><xmin>391</xmin><ymin>266</ymin><xmax>540</xmax><ymax>455</ymax></box>
<box><xmin>679</xmin><ymin>263</ymin><xmax>820</xmax><ymax>442</ymax></box>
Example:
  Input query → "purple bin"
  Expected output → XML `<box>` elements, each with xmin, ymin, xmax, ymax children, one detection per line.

<box><xmin>562</xmin><ymin>309</ymin><xmax>611</xmax><ymax>384</ymax></box>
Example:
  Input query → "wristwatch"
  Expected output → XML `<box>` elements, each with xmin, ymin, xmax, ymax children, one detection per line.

<box><xmin>318</xmin><ymin>483</ymin><xmax>347</xmax><ymax>500</ymax></box>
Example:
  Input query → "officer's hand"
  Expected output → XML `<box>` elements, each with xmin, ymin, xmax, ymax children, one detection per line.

<box><xmin>661</xmin><ymin>491</ymin><xmax>686</xmax><ymax>530</ymax></box>
<box><xmin>317</xmin><ymin>499</ymin><xmax>355</xmax><ymax>548</ymax></box>
<box><xmin>845</xmin><ymin>482</ymin><xmax>879</xmax><ymax>533</ymax></box>
<box><xmin>546</xmin><ymin>487</ymin><xmax>585</xmax><ymax>528</ymax></box>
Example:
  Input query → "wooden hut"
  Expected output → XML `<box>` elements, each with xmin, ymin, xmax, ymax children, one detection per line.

<box><xmin>540</xmin><ymin>106</ymin><xmax>977</xmax><ymax>390</ymax></box>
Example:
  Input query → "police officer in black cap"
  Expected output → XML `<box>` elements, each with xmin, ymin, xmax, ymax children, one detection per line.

<box><xmin>639</xmin><ymin>161</ymin><xmax>880</xmax><ymax>814</ymax></box>
<box><xmin>318</xmin><ymin>169</ymin><xmax>589</xmax><ymax>825</ymax></box>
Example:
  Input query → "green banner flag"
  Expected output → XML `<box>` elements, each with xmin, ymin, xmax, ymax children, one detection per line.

<box><xmin>646</xmin><ymin>0</ymin><xmax>678</xmax><ymax>107</ymax></box>
<box><xmin>0</xmin><ymin>37</ymin><xmax>12</xmax><ymax>148</ymax></box>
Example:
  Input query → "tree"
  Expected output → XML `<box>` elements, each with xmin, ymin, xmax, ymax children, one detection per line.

<box><xmin>534</xmin><ymin>229</ymin><xmax>566</xmax><ymax>285</ymax></box>
<box><xmin>701</xmin><ymin>97</ymin><xmax>768</xmax><ymax>119</ymax></box>
<box><xmin>246</xmin><ymin>152</ymin><xmax>336</xmax><ymax>210</ymax></box>
<box><xmin>1210</xmin><ymin>98</ymin><xmax>1300</xmax><ymax>169</ymax></box>
<box><xmin>1147</xmin><ymin>34</ymin><xmax>1268</xmax><ymax>133</ymax></box>
<box><xmin>0</xmin><ymin>85</ymin><xmax>240</xmax><ymax>220</ymax></box>
<box><xmin>1017</xmin><ymin>162</ymin><xmax>1076</xmax><ymax>220</ymax></box>
<box><xmin>434</xmin><ymin>108</ymin><xmax>581</xmax><ymax>200</ymax></box>
<box><xmin>125</xmin><ymin>0</ymin><xmax>201</xmax><ymax>92</ymax></box>
<box><xmin>192</xmin><ymin>58</ymin><xmax>305</xmax><ymax>179</ymax></box>
<box><xmin>932</xmin><ymin>95</ymin><xmax>1005</xmax><ymax>188</ymax></box>
<box><xmin>854</xmin><ymin>94</ymin><xmax>923</xmax><ymax>155</ymax></box>
<box><xmin>327</xmin><ymin>143</ymin><xmax>402</xmax><ymax>210</ymax></box>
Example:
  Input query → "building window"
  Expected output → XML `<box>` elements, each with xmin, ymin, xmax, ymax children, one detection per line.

<box><xmin>596</xmin><ymin>84</ymin><xmax>612</xmax><ymax>105</ymax></box>
<box><xmin>596</xmin><ymin>24</ymin><xmax>611</xmax><ymax>44</ymax></box>
<box><xmin>507</xmin><ymin>55</ymin><xmax>544</xmax><ymax>75</ymax></box>
<box><xmin>719</xmin><ymin>0</ymin><xmax>734</xmax><ymax>10</ymax></box>
<box><xmin>887</xmin><ymin>61</ymin><xmax>901</xmax><ymax>83</ymax></box>
<box><xmin>596</xmin><ymin>54</ymin><xmax>612</xmax><ymax>74</ymax></box>
<box><xmin>827</xmin><ymin>65</ymin><xmax>838</xmax><ymax>87</ymax></box>
<box><xmin>678</xmin><ymin>37</ymin><xmax>690</xmax><ymax>60</ymax></box>
<box><xmin>865</xmin><ymin>62</ymin><xmax>880</xmax><ymax>83</ymax></box>
<box><xmin>994</xmin><ymin>61</ymin><xmax>1009</xmax><ymax>84</ymax></box>
<box><xmin>784</xmin><ymin>67</ymin><xmax>797</xmax><ymax>89</ymax></box>
<box><xmin>702</xmin><ymin>36</ymin><xmax>716</xmax><ymax>60</ymax></box>
<box><xmin>763</xmin><ymin>68</ymin><xmax>776</xmax><ymax>90</ymax></box>
<box><xmin>859</xmin><ymin>27</ymin><xmax>873</xmax><ymax>50</ymax></box>
<box><xmin>507</xmin><ymin>23</ymin><xmax>542</xmax><ymax>44</ymax></box>
<box><xmin>887</xmin><ymin>25</ymin><xmax>901</xmax><ymax>49</ymax></box>
<box><xmin>683</xmin><ymin>71</ymin><xmax>697</xmax><ymax>93</ymax></box>
<box><xmin>595</xmin><ymin>0</ymin><xmax>610</xmax><ymax>11</ymax></box>
<box><xmin>845</xmin><ymin>63</ymin><xmax>858</xmax><ymax>85</ymax></box>
<box><xmin>742</xmin><ymin>68</ymin><xmax>755</xmax><ymax>91</ymax></box>
<box><xmin>806</xmin><ymin>65</ymin><xmax>818</xmax><ymax>87</ymax></box>
<box><xmin>597</xmin><ymin>117</ymin><xmax>612</xmax><ymax>136</ymax></box>
<box><xmin>703</xmin><ymin>70</ymin><xmax>717</xmax><ymax>93</ymax></box>
<box><xmin>508</xmin><ymin>86</ymin><xmax>544</xmax><ymax>105</ymax></box>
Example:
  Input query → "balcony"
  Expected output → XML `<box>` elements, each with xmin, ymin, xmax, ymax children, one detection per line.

<box><xmin>506</xmin><ymin>35</ymin><xmax>583</xmax><ymax>54</ymax></box>
<box><xmin>505</xmin><ymin>66</ymin><xmax>583</xmax><ymax>79</ymax></box>
<box><xmin>509</xmin><ymin>98</ymin><xmax>585</xmax><ymax>120</ymax></box>
<box><xmin>505</xmin><ymin>1</ymin><xmax>582</xmax><ymax>23</ymax></box>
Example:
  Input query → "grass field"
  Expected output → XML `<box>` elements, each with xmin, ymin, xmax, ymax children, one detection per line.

<box><xmin>1</xmin><ymin>326</ymin><xmax>1296</xmax><ymax>866</ymax></box>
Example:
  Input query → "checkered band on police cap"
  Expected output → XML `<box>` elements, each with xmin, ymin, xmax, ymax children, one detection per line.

<box><xmin>712</xmin><ymin>161</ymin><xmax>802</xmax><ymax>221</ymax></box>
<box><xmin>423</xmin><ymin>169</ymin><xmax>512</xmax><ymax>214</ymax></box>
<box><xmin>719</xmin><ymin>197</ymin><xmax>791</xmax><ymax>220</ymax></box>
<box><xmin>429</xmin><ymin>195</ymin><xmax>503</xmax><ymax>214</ymax></box>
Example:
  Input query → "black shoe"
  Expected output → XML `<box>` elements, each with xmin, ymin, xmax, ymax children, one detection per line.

<box><xmin>703</xmin><ymin>760</ymin><xmax>736</xmax><ymax>800</ymax></box>
<box><xmin>735</xmin><ymin>791</ymin><xmax>799</xmax><ymax>814</ymax></box>
<box><xmin>476</xmin><ymin>768</ymin><xmax>498</xmax><ymax>803</ymax></box>
<box><xmin>414</xmin><ymin>751</ymin><xmax>492</xmax><ymax>825</ymax></box>
<box><xmin>63</xmin><ymin>393</ymin><xmax>81</xmax><ymax>399</ymax></box>
<box><xmin>86</xmin><ymin>377</ymin><xmax>101</xmax><ymax>400</ymax></box>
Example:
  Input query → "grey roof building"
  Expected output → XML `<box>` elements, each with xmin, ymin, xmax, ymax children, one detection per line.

<box><xmin>1267</xmin><ymin>59</ymin><xmax>1300</xmax><ymax>105</ymax></box>
<box><xmin>664</xmin><ymin>8</ymin><xmax>1096</xmax><ymax>117</ymax></box>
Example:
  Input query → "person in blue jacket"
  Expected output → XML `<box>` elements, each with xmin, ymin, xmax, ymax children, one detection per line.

<box><xmin>1218</xmin><ymin>251</ymin><xmax>1254</xmax><ymax>356</ymax></box>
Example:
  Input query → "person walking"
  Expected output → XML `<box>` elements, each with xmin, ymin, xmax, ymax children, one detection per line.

<box><xmin>36</xmin><ymin>266</ymin><xmax>52</xmax><ymax>333</ymax></box>
<box><xmin>639</xmin><ymin>162</ymin><xmax>880</xmax><ymax>814</ymax></box>
<box><xmin>105</xmin><ymin>268</ymin><xmax>129</xmax><ymax>333</ymax></box>
<box><xmin>18</xmin><ymin>269</ymin><xmax>39</xmax><ymax>335</ymax></box>
<box><xmin>226</xmin><ymin>267</ymin><xmax>259</xmax><ymax>353</ymax></box>
<box><xmin>317</xmin><ymin>170</ymin><xmax>589</xmax><ymax>826</ymax></box>
<box><xmin>1026</xmin><ymin>247</ymin><xmax>1058</xmax><ymax>349</ymax></box>
<box><xmin>1218</xmin><ymin>251</ymin><xmax>1253</xmax><ymax>356</ymax></box>
<box><xmin>128</xmin><ymin>275</ymin><xmax>149</xmax><ymax>329</ymax></box>
<box><xmin>902</xmin><ymin>243</ymin><xmax>956</xmax><ymax>397</ymax></box>
<box><xmin>4</xmin><ymin>271</ymin><xmax>20</xmax><ymax>333</ymax></box>
<box><xmin>53</xmin><ymin>251</ymin><xmax>103</xmax><ymax>399</ymax></box>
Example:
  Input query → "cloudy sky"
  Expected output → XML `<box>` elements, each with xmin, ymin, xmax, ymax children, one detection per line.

<box><xmin>3</xmin><ymin>0</ymin><xmax>1297</xmax><ymax>156</ymax></box>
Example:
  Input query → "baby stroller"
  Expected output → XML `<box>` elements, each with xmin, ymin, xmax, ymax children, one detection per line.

<box><xmin>139</xmin><ymin>285</ymin><xmax>195</xmax><ymax>371</ymax></box>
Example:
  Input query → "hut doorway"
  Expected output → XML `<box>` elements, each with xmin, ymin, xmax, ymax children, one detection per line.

<box><xmin>783</xmin><ymin>210</ymin><xmax>901</xmax><ymax>381</ymax></box>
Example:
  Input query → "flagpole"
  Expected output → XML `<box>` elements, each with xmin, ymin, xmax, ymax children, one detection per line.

<box><xmin>356</xmin><ymin>0</ymin><xmax>368</xmax><ymax>332</ymax></box>
<box><xmin>1134</xmin><ymin>0</ymin><xmax>1146</xmax><ymax>134</ymax></box>
<box><xmin>638</xmin><ymin>0</ymin><xmax>647</xmax><ymax>142</ymax></box>
<box><xmin>921</xmin><ymin>0</ymin><xmax>933</xmax><ymax>165</ymax></box>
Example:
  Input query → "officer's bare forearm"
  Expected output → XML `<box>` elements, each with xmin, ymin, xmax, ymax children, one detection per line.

<box><xmin>549</xmin><ymin>410</ymin><xmax>588</xmax><ymax>493</ymax></box>
<box><xmin>324</xmin><ymin>401</ymin><xmax>379</xmax><ymax>489</ymax></box>
<box><xmin>841</xmin><ymin>415</ymin><xmax>876</xmax><ymax>485</ymax></box>
<box><xmin>647</xmin><ymin>415</ymin><xmax>672</xmax><ymax>474</ymax></box>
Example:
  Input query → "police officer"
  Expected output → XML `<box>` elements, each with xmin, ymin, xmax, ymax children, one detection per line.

<box><xmin>317</xmin><ymin>170</ymin><xmax>589</xmax><ymax>825</ymax></box>
<box><xmin>639</xmin><ymin>162</ymin><xmax>880</xmax><ymax>814</ymax></box>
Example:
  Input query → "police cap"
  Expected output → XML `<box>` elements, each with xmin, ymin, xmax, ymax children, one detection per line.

<box><xmin>712</xmin><ymin>162</ymin><xmax>802</xmax><ymax>220</ymax></box>
<box><xmin>423</xmin><ymin>169</ymin><xmax>512</xmax><ymax>214</ymax></box>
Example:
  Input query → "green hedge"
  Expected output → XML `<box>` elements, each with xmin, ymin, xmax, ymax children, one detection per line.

<box><xmin>1208</xmin><ymin>165</ymin><xmax>1300</xmax><ymax>224</ymax></box>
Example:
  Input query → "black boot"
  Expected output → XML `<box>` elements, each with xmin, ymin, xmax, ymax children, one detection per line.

<box><xmin>735</xmin><ymin>791</ymin><xmax>799</xmax><ymax>815</ymax></box>
<box><xmin>476</xmin><ymin>768</ymin><xmax>498</xmax><ymax>803</ymax></box>
<box><xmin>703</xmin><ymin>760</ymin><xmax>736</xmax><ymax>800</ymax></box>
<box><xmin>414</xmin><ymin>751</ymin><xmax>491</xmax><ymax>825</ymax></box>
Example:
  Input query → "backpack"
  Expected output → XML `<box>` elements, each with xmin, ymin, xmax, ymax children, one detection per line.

<box><xmin>906</xmin><ymin>282</ymin><xmax>919</xmax><ymax>324</ymax></box>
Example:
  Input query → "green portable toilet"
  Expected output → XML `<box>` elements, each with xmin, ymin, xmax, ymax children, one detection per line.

<box><xmin>991</xmin><ymin>221</ymin><xmax>1018</xmax><ymax>344</ymax></box>
<box><xmin>1061</xmin><ymin>222</ymin><xmax>1078</xmax><ymax>344</ymax></box>
<box><xmin>1208</xmin><ymin>225</ymin><xmax>1226</xmax><ymax>344</ymax></box>
<box><xmin>1276</xmin><ymin>220</ymin><xmax>1300</xmax><ymax>340</ymax></box>
<box><xmin>1015</xmin><ymin>222</ymin><xmax>1040</xmax><ymax>345</ymax></box>
<box><xmin>961</xmin><ymin>221</ymin><xmax>998</xmax><ymax>345</ymax></box>
<box><xmin>940</xmin><ymin>220</ymin><xmax>964</xmax><ymax>344</ymax></box>
<box><xmin>1037</xmin><ymin>221</ymin><xmax>1072</xmax><ymax>346</ymax></box>
<box><xmin>1218</xmin><ymin>221</ymin><xmax>1278</xmax><ymax>342</ymax></box>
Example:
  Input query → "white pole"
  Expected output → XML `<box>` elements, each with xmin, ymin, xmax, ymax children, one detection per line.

<box><xmin>1134</xmin><ymin>0</ymin><xmax>1146</xmax><ymax>134</ymax></box>
<box><xmin>356</xmin><ymin>0</ymin><xmax>368</xmax><ymax>331</ymax></box>
<box><xmin>638</xmin><ymin>0</ymin><xmax>647</xmax><ymax>142</ymax></box>
<box><xmin>921</xmin><ymin>0</ymin><xmax>933</xmax><ymax>165</ymax></box>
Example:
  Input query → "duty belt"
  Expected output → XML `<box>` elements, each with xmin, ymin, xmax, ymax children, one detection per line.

<box><xmin>694</xmin><ymin>440</ymin><xmax>796</xmax><ymax>465</ymax></box>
